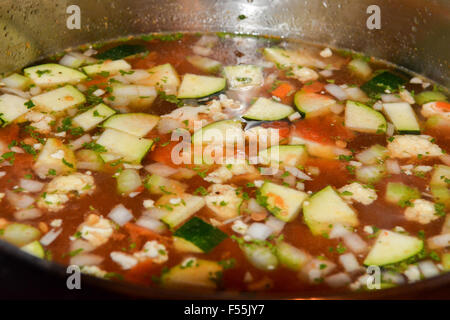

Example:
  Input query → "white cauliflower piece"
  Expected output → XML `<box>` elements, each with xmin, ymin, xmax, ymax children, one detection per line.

<box><xmin>205</xmin><ymin>166</ymin><xmax>233</xmax><ymax>184</ymax></box>
<box><xmin>290</xmin><ymin>66</ymin><xmax>319</xmax><ymax>83</ymax></box>
<box><xmin>205</xmin><ymin>184</ymin><xmax>242</xmax><ymax>220</ymax></box>
<box><xmin>387</xmin><ymin>135</ymin><xmax>443</xmax><ymax>159</ymax></box>
<box><xmin>37</xmin><ymin>173</ymin><xmax>95</xmax><ymax>211</ymax></box>
<box><xmin>404</xmin><ymin>199</ymin><xmax>440</xmax><ymax>224</ymax></box>
<box><xmin>110</xmin><ymin>251</ymin><xmax>138</xmax><ymax>270</ymax></box>
<box><xmin>232</xmin><ymin>220</ymin><xmax>249</xmax><ymax>235</ymax></box>
<box><xmin>133</xmin><ymin>240</ymin><xmax>168</xmax><ymax>264</ymax></box>
<box><xmin>78</xmin><ymin>214</ymin><xmax>114</xmax><ymax>248</ymax></box>
<box><xmin>23</xmin><ymin>111</ymin><xmax>55</xmax><ymax>134</ymax></box>
<box><xmin>204</xmin><ymin>162</ymin><xmax>258</xmax><ymax>183</ymax></box>
<box><xmin>81</xmin><ymin>265</ymin><xmax>107</xmax><ymax>278</ymax></box>
<box><xmin>338</xmin><ymin>182</ymin><xmax>378</xmax><ymax>205</ymax></box>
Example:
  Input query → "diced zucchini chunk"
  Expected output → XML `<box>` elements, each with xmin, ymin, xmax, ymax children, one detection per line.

<box><xmin>186</xmin><ymin>55</ymin><xmax>222</xmax><ymax>73</ymax></box>
<box><xmin>96</xmin><ymin>128</ymin><xmax>153</xmax><ymax>164</ymax></box>
<box><xmin>32</xmin><ymin>85</ymin><xmax>86</xmax><ymax>112</ymax></box>
<box><xmin>159</xmin><ymin>194</ymin><xmax>206</xmax><ymax>229</ymax></box>
<box><xmin>294</xmin><ymin>91</ymin><xmax>335</xmax><ymax>118</ymax></box>
<box><xmin>82</xmin><ymin>59</ymin><xmax>131</xmax><ymax>76</ymax></box>
<box><xmin>177</xmin><ymin>74</ymin><xmax>226</xmax><ymax>99</ymax></box>
<box><xmin>33</xmin><ymin>138</ymin><xmax>76</xmax><ymax>179</ymax></box>
<box><xmin>21</xmin><ymin>240</ymin><xmax>45</xmax><ymax>258</ymax></box>
<box><xmin>223</xmin><ymin>65</ymin><xmax>263</xmax><ymax>89</ymax></box>
<box><xmin>144</xmin><ymin>174</ymin><xmax>187</xmax><ymax>195</ymax></box>
<box><xmin>263</xmin><ymin>47</ymin><xmax>323</xmax><ymax>69</ymax></box>
<box><xmin>415</xmin><ymin>90</ymin><xmax>447</xmax><ymax>105</ymax></box>
<box><xmin>276</xmin><ymin>241</ymin><xmax>310</xmax><ymax>271</ymax></box>
<box><xmin>75</xmin><ymin>149</ymin><xmax>104</xmax><ymax>171</ymax></box>
<box><xmin>173</xmin><ymin>237</ymin><xmax>205</xmax><ymax>253</ymax></box>
<box><xmin>173</xmin><ymin>217</ymin><xmax>227</xmax><ymax>253</ymax></box>
<box><xmin>363</xmin><ymin>230</ymin><xmax>423</xmax><ymax>266</ymax></box>
<box><xmin>162</xmin><ymin>259</ymin><xmax>223</xmax><ymax>289</ymax></box>
<box><xmin>1</xmin><ymin>73</ymin><xmax>32</xmax><ymax>90</ymax></box>
<box><xmin>24</xmin><ymin>63</ymin><xmax>87</xmax><ymax>88</ymax></box>
<box><xmin>72</xmin><ymin>103</ymin><xmax>116</xmax><ymax>131</ymax></box>
<box><xmin>345</xmin><ymin>101</ymin><xmax>386</xmax><ymax>134</ymax></box>
<box><xmin>431</xmin><ymin>185</ymin><xmax>450</xmax><ymax>207</ymax></box>
<box><xmin>0</xmin><ymin>94</ymin><xmax>30</xmax><ymax>125</ymax></box>
<box><xmin>355</xmin><ymin>164</ymin><xmax>386</xmax><ymax>184</ymax></box>
<box><xmin>102</xmin><ymin>113</ymin><xmax>159</xmax><ymax>137</ymax></box>
<box><xmin>356</xmin><ymin>144</ymin><xmax>388</xmax><ymax>165</ymax></box>
<box><xmin>347</xmin><ymin>58</ymin><xmax>372</xmax><ymax>79</ymax></box>
<box><xmin>2</xmin><ymin>223</ymin><xmax>41</xmax><ymax>246</ymax></box>
<box><xmin>145</xmin><ymin>63</ymin><xmax>180</xmax><ymax>95</ymax></box>
<box><xmin>430</xmin><ymin>165</ymin><xmax>450</xmax><ymax>187</ymax></box>
<box><xmin>191</xmin><ymin>119</ymin><xmax>243</xmax><ymax>149</ymax></box>
<box><xmin>385</xmin><ymin>182</ymin><xmax>420</xmax><ymax>206</ymax></box>
<box><xmin>241</xmin><ymin>243</ymin><xmax>279</xmax><ymax>271</ymax></box>
<box><xmin>382</xmin><ymin>102</ymin><xmax>420</xmax><ymax>134</ymax></box>
<box><xmin>117</xmin><ymin>169</ymin><xmax>142</xmax><ymax>195</ymax></box>
<box><xmin>303</xmin><ymin>186</ymin><xmax>358</xmax><ymax>235</ymax></box>
<box><xmin>243</xmin><ymin>97</ymin><xmax>294</xmax><ymax>121</ymax></box>
<box><xmin>443</xmin><ymin>253</ymin><xmax>450</xmax><ymax>271</ymax></box>
<box><xmin>259</xmin><ymin>181</ymin><xmax>308</xmax><ymax>222</ymax></box>
<box><xmin>258</xmin><ymin>145</ymin><xmax>307</xmax><ymax>168</ymax></box>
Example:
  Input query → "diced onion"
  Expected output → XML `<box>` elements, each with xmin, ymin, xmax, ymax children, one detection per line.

<box><xmin>40</xmin><ymin>228</ymin><xmax>62</xmax><ymax>246</ymax></box>
<box><xmin>142</xmin><ymin>208</ymin><xmax>167</xmax><ymax>220</ymax></box>
<box><xmin>14</xmin><ymin>208</ymin><xmax>42</xmax><ymax>221</ymax></box>
<box><xmin>265</xmin><ymin>216</ymin><xmax>285</xmax><ymax>235</ymax></box>
<box><xmin>69</xmin><ymin>134</ymin><xmax>92</xmax><ymax>151</ymax></box>
<box><xmin>329</xmin><ymin>224</ymin><xmax>351</xmax><ymax>239</ymax></box>
<box><xmin>157</xmin><ymin>118</ymin><xmax>182</xmax><ymax>134</ymax></box>
<box><xmin>246</xmin><ymin>222</ymin><xmax>273</xmax><ymax>241</ymax></box>
<box><xmin>19</xmin><ymin>179</ymin><xmax>44</xmax><ymax>193</ymax></box>
<box><xmin>324</xmin><ymin>84</ymin><xmax>348</xmax><ymax>101</ymax></box>
<box><xmin>247</xmin><ymin>198</ymin><xmax>266</xmax><ymax>213</ymax></box>
<box><xmin>136</xmin><ymin>216</ymin><xmax>167</xmax><ymax>234</ymax></box>
<box><xmin>339</xmin><ymin>253</ymin><xmax>361</xmax><ymax>273</ymax></box>
<box><xmin>381</xmin><ymin>94</ymin><xmax>402</xmax><ymax>103</ymax></box>
<box><xmin>108</xmin><ymin>204</ymin><xmax>134</xmax><ymax>226</ymax></box>
<box><xmin>0</xmin><ymin>87</ymin><xmax>31</xmax><ymax>99</ymax></box>
<box><xmin>144</xmin><ymin>162</ymin><xmax>178</xmax><ymax>177</ymax></box>
<box><xmin>325</xmin><ymin>272</ymin><xmax>351</xmax><ymax>288</ymax></box>
<box><xmin>70</xmin><ymin>239</ymin><xmax>95</xmax><ymax>253</ymax></box>
<box><xmin>385</xmin><ymin>159</ymin><xmax>401</xmax><ymax>175</ymax></box>
<box><xmin>70</xmin><ymin>253</ymin><xmax>103</xmax><ymax>266</ymax></box>
<box><xmin>418</xmin><ymin>260</ymin><xmax>440</xmax><ymax>278</ymax></box>
<box><xmin>427</xmin><ymin>233</ymin><xmax>450</xmax><ymax>249</ymax></box>
<box><xmin>284</xmin><ymin>166</ymin><xmax>312</xmax><ymax>181</ymax></box>
<box><xmin>386</xmin><ymin>123</ymin><xmax>395</xmax><ymax>136</ymax></box>
<box><xmin>6</xmin><ymin>190</ymin><xmax>35</xmax><ymax>209</ymax></box>
<box><xmin>330</xmin><ymin>103</ymin><xmax>345</xmax><ymax>114</ymax></box>
<box><xmin>382</xmin><ymin>271</ymin><xmax>405</xmax><ymax>285</ymax></box>
<box><xmin>343</xmin><ymin>233</ymin><xmax>367</xmax><ymax>253</ymax></box>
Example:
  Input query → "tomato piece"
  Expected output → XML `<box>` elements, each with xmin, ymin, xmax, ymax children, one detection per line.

<box><xmin>302</xmin><ymin>81</ymin><xmax>325</xmax><ymax>93</ymax></box>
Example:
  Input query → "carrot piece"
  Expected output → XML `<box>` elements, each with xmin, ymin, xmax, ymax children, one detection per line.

<box><xmin>124</xmin><ymin>223</ymin><xmax>171</xmax><ymax>248</ymax></box>
<box><xmin>82</xmin><ymin>76</ymin><xmax>109</xmax><ymax>89</ymax></box>
<box><xmin>271</xmin><ymin>82</ymin><xmax>294</xmax><ymax>99</ymax></box>
<box><xmin>148</xmin><ymin>141</ymin><xmax>180</xmax><ymax>168</ymax></box>
<box><xmin>435</xmin><ymin>101</ymin><xmax>450</xmax><ymax>111</ymax></box>
<box><xmin>302</xmin><ymin>81</ymin><xmax>324</xmax><ymax>93</ymax></box>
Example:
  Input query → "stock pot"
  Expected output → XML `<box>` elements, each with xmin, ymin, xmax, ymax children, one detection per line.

<box><xmin>0</xmin><ymin>0</ymin><xmax>449</xmax><ymax>299</ymax></box>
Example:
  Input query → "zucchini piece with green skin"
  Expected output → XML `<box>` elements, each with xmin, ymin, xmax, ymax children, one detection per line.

<box><xmin>223</xmin><ymin>65</ymin><xmax>263</xmax><ymax>89</ymax></box>
<box><xmin>95</xmin><ymin>44</ymin><xmax>147</xmax><ymax>60</ymax></box>
<box><xmin>347</xmin><ymin>58</ymin><xmax>372</xmax><ymax>79</ymax></box>
<box><xmin>259</xmin><ymin>181</ymin><xmax>308</xmax><ymax>222</ymax></box>
<box><xmin>1</xmin><ymin>223</ymin><xmax>41</xmax><ymax>246</ymax></box>
<box><xmin>385</xmin><ymin>182</ymin><xmax>421</xmax><ymax>206</ymax></box>
<box><xmin>1</xmin><ymin>73</ymin><xmax>33</xmax><ymax>90</ymax></box>
<box><xmin>360</xmin><ymin>71</ymin><xmax>406</xmax><ymax>98</ymax></box>
<box><xmin>355</xmin><ymin>164</ymin><xmax>386</xmax><ymax>184</ymax></box>
<box><xmin>294</xmin><ymin>91</ymin><xmax>335</xmax><ymax>118</ymax></box>
<box><xmin>276</xmin><ymin>241</ymin><xmax>310</xmax><ymax>271</ymax></box>
<box><xmin>111</xmin><ymin>84</ymin><xmax>157</xmax><ymax>109</ymax></box>
<box><xmin>144</xmin><ymin>63</ymin><xmax>180</xmax><ymax>95</ymax></box>
<box><xmin>258</xmin><ymin>145</ymin><xmax>307</xmax><ymax>168</ymax></box>
<box><xmin>430</xmin><ymin>165</ymin><xmax>450</xmax><ymax>186</ymax></box>
<box><xmin>144</xmin><ymin>174</ymin><xmax>187</xmax><ymax>195</ymax></box>
<box><xmin>177</xmin><ymin>74</ymin><xmax>226</xmax><ymax>99</ymax></box>
<box><xmin>173</xmin><ymin>217</ymin><xmax>227</xmax><ymax>253</ymax></box>
<box><xmin>82</xmin><ymin>59</ymin><xmax>132</xmax><ymax>76</ymax></box>
<box><xmin>241</xmin><ymin>243</ymin><xmax>279</xmax><ymax>271</ymax></box>
<box><xmin>263</xmin><ymin>47</ymin><xmax>325</xmax><ymax>69</ymax></box>
<box><xmin>363</xmin><ymin>230</ymin><xmax>423</xmax><ymax>266</ymax></box>
<box><xmin>102</xmin><ymin>113</ymin><xmax>159</xmax><ymax>137</ymax></box>
<box><xmin>159</xmin><ymin>194</ymin><xmax>206</xmax><ymax>229</ymax></box>
<box><xmin>24</xmin><ymin>63</ymin><xmax>87</xmax><ymax>88</ymax></box>
<box><xmin>303</xmin><ymin>186</ymin><xmax>358</xmax><ymax>236</ymax></box>
<box><xmin>75</xmin><ymin>149</ymin><xmax>104</xmax><ymax>171</ymax></box>
<box><xmin>31</xmin><ymin>85</ymin><xmax>86</xmax><ymax>113</ymax></box>
<box><xmin>117</xmin><ymin>169</ymin><xmax>142</xmax><ymax>195</ymax></box>
<box><xmin>186</xmin><ymin>55</ymin><xmax>222</xmax><ymax>73</ymax></box>
<box><xmin>355</xmin><ymin>144</ymin><xmax>388</xmax><ymax>165</ymax></box>
<box><xmin>21</xmin><ymin>240</ymin><xmax>45</xmax><ymax>258</ymax></box>
<box><xmin>162</xmin><ymin>259</ymin><xmax>223</xmax><ymax>289</ymax></box>
<box><xmin>243</xmin><ymin>97</ymin><xmax>294</xmax><ymax>121</ymax></box>
<box><xmin>173</xmin><ymin>237</ymin><xmax>204</xmax><ymax>253</ymax></box>
<box><xmin>382</xmin><ymin>102</ymin><xmax>420</xmax><ymax>134</ymax></box>
<box><xmin>443</xmin><ymin>253</ymin><xmax>450</xmax><ymax>271</ymax></box>
<box><xmin>415</xmin><ymin>90</ymin><xmax>447</xmax><ymax>105</ymax></box>
<box><xmin>96</xmin><ymin>128</ymin><xmax>153</xmax><ymax>164</ymax></box>
<box><xmin>33</xmin><ymin>138</ymin><xmax>76</xmax><ymax>179</ymax></box>
<box><xmin>345</xmin><ymin>101</ymin><xmax>387</xmax><ymax>134</ymax></box>
<box><xmin>0</xmin><ymin>94</ymin><xmax>30</xmax><ymax>125</ymax></box>
<box><xmin>430</xmin><ymin>185</ymin><xmax>450</xmax><ymax>207</ymax></box>
<box><xmin>72</xmin><ymin>103</ymin><xmax>116</xmax><ymax>131</ymax></box>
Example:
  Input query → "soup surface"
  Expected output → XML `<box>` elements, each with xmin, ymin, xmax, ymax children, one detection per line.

<box><xmin>0</xmin><ymin>33</ymin><xmax>449</xmax><ymax>295</ymax></box>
